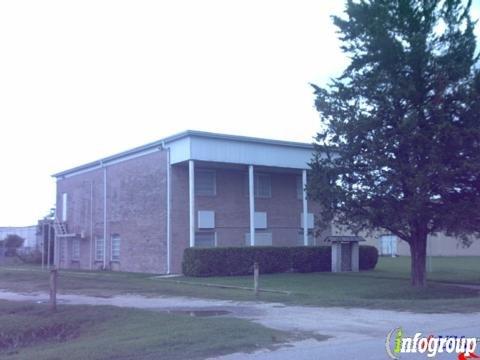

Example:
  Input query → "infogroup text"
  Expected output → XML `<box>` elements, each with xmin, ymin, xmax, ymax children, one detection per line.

<box><xmin>385</xmin><ymin>328</ymin><xmax>478</xmax><ymax>359</ymax></box>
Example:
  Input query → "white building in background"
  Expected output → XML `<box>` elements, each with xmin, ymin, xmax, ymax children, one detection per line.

<box><xmin>0</xmin><ymin>226</ymin><xmax>38</xmax><ymax>251</ymax></box>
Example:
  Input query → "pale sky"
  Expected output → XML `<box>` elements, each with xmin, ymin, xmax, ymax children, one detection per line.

<box><xmin>0</xmin><ymin>1</ymin><xmax>479</xmax><ymax>226</ymax></box>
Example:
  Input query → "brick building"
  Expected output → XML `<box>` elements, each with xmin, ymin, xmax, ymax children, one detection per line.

<box><xmin>53</xmin><ymin>131</ymin><xmax>327</xmax><ymax>274</ymax></box>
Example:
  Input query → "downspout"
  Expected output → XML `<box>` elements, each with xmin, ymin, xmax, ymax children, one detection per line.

<box><xmin>162</xmin><ymin>141</ymin><xmax>171</xmax><ymax>274</ymax></box>
<box><xmin>102</xmin><ymin>161</ymin><xmax>107</xmax><ymax>270</ymax></box>
<box><xmin>90</xmin><ymin>181</ymin><xmax>94</xmax><ymax>270</ymax></box>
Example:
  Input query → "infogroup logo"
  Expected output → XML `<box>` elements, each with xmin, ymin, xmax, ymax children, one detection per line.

<box><xmin>385</xmin><ymin>327</ymin><xmax>479</xmax><ymax>359</ymax></box>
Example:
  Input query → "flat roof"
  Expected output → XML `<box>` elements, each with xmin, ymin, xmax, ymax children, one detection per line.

<box><xmin>325</xmin><ymin>236</ymin><xmax>366</xmax><ymax>243</ymax></box>
<box><xmin>52</xmin><ymin>130</ymin><xmax>314</xmax><ymax>178</ymax></box>
<box><xmin>0</xmin><ymin>225</ymin><xmax>37</xmax><ymax>230</ymax></box>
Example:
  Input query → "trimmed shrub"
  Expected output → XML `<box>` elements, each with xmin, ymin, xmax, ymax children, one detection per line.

<box><xmin>291</xmin><ymin>246</ymin><xmax>331</xmax><ymax>272</ymax></box>
<box><xmin>182</xmin><ymin>247</ymin><xmax>292</xmax><ymax>276</ymax></box>
<box><xmin>251</xmin><ymin>247</ymin><xmax>292</xmax><ymax>274</ymax></box>
<box><xmin>182</xmin><ymin>245</ymin><xmax>379</xmax><ymax>277</ymax></box>
<box><xmin>359</xmin><ymin>245</ymin><xmax>379</xmax><ymax>270</ymax></box>
<box><xmin>182</xmin><ymin>248</ymin><xmax>229</xmax><ymax>277</ymax></box>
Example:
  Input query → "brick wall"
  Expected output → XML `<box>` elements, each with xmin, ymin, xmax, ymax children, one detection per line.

<box><xmin>56</xmin><ymin>150</ymin><xmax>168</xmax><ymax>273</ymax></box>
<box><xmin>170</xmin><ymin>165</ymin><xmax>330</xmax><ymax>273</ymax></box>
<box><xmin>56</xmin><ymin>156</ymin><xmax>330</xmax><ymax>274</ymax></box>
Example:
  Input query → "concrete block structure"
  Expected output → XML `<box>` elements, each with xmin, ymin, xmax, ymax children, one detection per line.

<box><xmin>52</xmin><ymin>130</ymin><xmax>329</xmax><ymax>274</ymax></box>
<box><xmin>327</xmin><ymin>236</ymin><xmax>364</xmax><ymax>272</ymax></box>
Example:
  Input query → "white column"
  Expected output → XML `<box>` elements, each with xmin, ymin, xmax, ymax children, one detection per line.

<box><xmin>249</xmin><ymin>165</ymin><xmax>255</xmax><ymax>246</ymax></box>
<box><xmin>189</xmin><ymin>160</ymin><xmax>195</xmax><ymax>247</ymax></box>
<box><xmin>331</xmin><ymin>243</ymin><xmax>340</xmax><ymax>272</ymax></box>
<box><xmin>302</xmin><ymin>169</ymin><xmax>308</xmax><ymax>246</ymax></box>
<box><xmin>351</xmin><ymin>242</ymin><xmax>359</xmax><ymax>272</ymax></box>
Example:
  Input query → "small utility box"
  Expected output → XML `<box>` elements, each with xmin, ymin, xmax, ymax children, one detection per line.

<box><xmin>325</xmin><ymin>236</ymin><xmax>365</xmax><ymax>272</ymax></box>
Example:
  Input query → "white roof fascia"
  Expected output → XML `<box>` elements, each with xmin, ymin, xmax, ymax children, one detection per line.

<box><xmin>52</xmin><ymin>130</ymin><xmax>314</xmax><ymax>179</ymax></box>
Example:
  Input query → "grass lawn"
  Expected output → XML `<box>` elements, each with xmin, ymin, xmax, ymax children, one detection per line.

<box><xmin>0</xmin><ymin>300</ymin><xmax>290</xmax><ymax>360</ymax></box>
<box><xmin>368</xmin><ymin>256</ymin><xmax>480</xmax><ymax>284</ymax></box>
<box><xmin>177</xmin><ymin>256</ymin><xmax>480</xmax><ymax>313</ymax></box>
<box><xmin>0</xmin><ymin>257</ymin><xmax>478</xmax><ymax>313</ymax></box>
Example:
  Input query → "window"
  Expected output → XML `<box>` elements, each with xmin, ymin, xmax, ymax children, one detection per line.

<box><xmin>111</xmin><ymin>234</ymin><xmax>120</xmax><ymax>261</ymax></box>
<box><xmin>95</xmin><ymin>238</ymin><xmax>105</xmax><ymax>261</ymax></box>
<box><xmin>255</xmin><ymin>174</ymin><xmax>271</xmax><ymax>198</ymax></box>
<box><xmin>62</xmin><ymin>193</ymin><xmax>68</xmax><ymax>221</ymax></box>
<box><xmin>195</xmin><ymin>232</ymin><xmax>216</xmax><ymax>247</ymax></box>
<box><xmin>72</xmin><ymin>239</ymin><xmax>80</xmax><ymax>261</ymax></box>
<box><xmin>245</xmin><ymin>173</ymin><xmax>272</xmax><ymax>198</ymax></box>
<box><xmin>195</xmin><ymin>170</ymin><xmax>216</xmax><ymax>196</ymax></box>
<box><xmin>245</xmin><ymin>232</ymin><xmax>272</xmax><ymax>246</ymax></box>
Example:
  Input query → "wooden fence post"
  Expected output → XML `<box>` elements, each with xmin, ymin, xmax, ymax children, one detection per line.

<box><xmin>253</xmin><ymin>262</ymin><xmax>259</xmax><ymax>298</ymax></box>
<box><xmin>50</xmin><ymin>268</ymin><xmax>58</xmax><ymax>312</ymax></box>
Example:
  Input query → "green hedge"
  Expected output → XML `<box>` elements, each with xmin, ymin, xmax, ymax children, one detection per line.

<box><xmin>290</xmin><ymin>246</ymin><xmax>331</xmax><ymax>273</ymax></box>
<box><xmin>359</xmin><ymin>245</ymin><xmax>379</xmax><ymax>270</ymax></box>
<box><xmin>182</xmin><ymin>245</ymin><xmax>378</xmax><ymax>276</ymax></box>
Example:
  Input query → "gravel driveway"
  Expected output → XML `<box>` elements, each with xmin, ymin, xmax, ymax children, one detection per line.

<box><xmin>1</xmin><ymin>290</ymin><xmax>479</xmax><ymax>359</ymax></box>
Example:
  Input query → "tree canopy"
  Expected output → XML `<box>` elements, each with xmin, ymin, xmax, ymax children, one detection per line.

<box><xmin>3</xmin><ymin>234</ymin><xmax>25</xmax><ymax>256</ymax></box>
<box><xmin>309</xmin><ymin>0</ymin><xmax>480</xmax><ymax>287</ymax></box>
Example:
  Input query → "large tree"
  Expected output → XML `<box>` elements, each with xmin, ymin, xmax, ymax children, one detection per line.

<box><xmin>3</xmin><ymin>234</ymin><xmax>24</xmax><ymax>257</ymax></box>
<box><xmin>309</xmin><ymin>0</ymin><xmax>480</xmax><ymax>287</ymax></box>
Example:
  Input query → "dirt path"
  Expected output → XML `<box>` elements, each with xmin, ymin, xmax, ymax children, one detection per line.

<box><xmin>1</xmin><ymin>290</ymin><xmax>479</xmax><ymax>359</ymax></box>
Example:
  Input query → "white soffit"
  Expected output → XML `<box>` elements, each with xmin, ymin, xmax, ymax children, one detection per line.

<box><xmin>169</xmin><ymin>135</ymin><xmax>313</xmax><ymax>169</ymax></box>
<box><xmin>169</xmin><ymin>136</ymin><xmax>191</xmax><ymax>164</ymax></box>
<box><xmin>53</xmin><ymin>130</ymin><xmax>315</xmax><ymax>178</ymax></box>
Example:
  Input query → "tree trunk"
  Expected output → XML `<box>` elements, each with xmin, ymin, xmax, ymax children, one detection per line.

<box><xmin>409</xmin><ymin>230</ymin><xmax>428</xmax><ymax>287</ymax></box>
